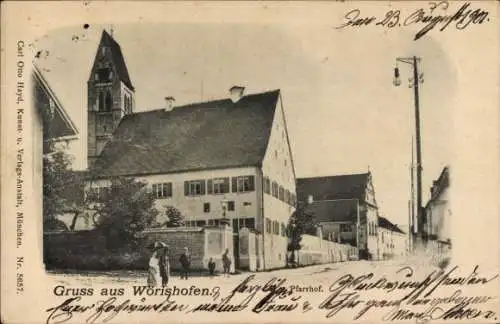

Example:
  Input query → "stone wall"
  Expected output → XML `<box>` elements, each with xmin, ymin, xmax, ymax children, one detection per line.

<box><xmin>44</xmin><ymin>225</ymin><xmax>234</xmax><ymax>272</ymax></box>
<box><xmin>139</xmin><ymin>226</ymin><xmax>234</xmax><ymax>272</ymax></box>
<box><xmin>297</xmin><ymin>234</ymin><xmax>358</xmax><ymax>266</ymax></box>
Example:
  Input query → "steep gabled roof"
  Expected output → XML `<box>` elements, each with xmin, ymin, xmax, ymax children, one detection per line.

<box><xmin>98</xmin><ymin>30</ymin><xmax>134</xmax><ymax>90</ymax></box>
<box><xmin>378</xmin><ymin>216</ymin><xmax>405</xmax><ymax>234</ymax></box>
<box><xmin>297</xmin><ymin>173</ymin><xmax>370</xmax><ymax>202</ymax></box>
<box><xmin>33</xmin><ymin>64</ymin><xmax>79</xmax><ymax>140</ymax></box>
<box><xmin>89</xmin><ymin>90</ymin><xmax>280</xmax><ymax>178</ymax></box>
<box><xmin>304</xmin><ymin>199</ymin><xmax>359</xmax><ymax>223</ymax></box>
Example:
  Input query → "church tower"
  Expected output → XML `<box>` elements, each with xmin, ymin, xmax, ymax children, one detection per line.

<box><xmin>87</xmin><ymin>29</ymin><xmax>135</xmax><ymax>167</ymax></box>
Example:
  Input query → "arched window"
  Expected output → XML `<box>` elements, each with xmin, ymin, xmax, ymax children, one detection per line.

<box><xmin>98</xmin><ymin>91</ymin><xmax>105</xmax><ymax>111</ymax></box>
<box><xmin>104</xmin><ymin>91</ymin><xmax>112</xmax><ymax>111</ymax></box>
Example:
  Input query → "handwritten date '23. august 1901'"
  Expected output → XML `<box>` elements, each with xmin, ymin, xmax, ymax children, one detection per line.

<box><xmin>335</xmin><ymin>1</ymin><xmax>489</xmax><ymax>41</ymax></box>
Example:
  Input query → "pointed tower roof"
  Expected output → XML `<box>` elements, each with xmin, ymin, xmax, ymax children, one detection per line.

<box><xmin>99</xmin><ymin>29</ymin><xmax>134</xmax><ymax>91</ymax></box>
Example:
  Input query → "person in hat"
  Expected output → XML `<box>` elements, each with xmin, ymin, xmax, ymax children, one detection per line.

<box><xmin>179</xmin><ymin>247</ymin><xmax>191</xmax><ymax>280</ymax></box>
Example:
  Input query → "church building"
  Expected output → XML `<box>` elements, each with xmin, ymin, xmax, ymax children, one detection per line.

<box><xmin>85</xmin><ymin>30</ymin><xmax>297</xmax><ymax>270</ymax></box>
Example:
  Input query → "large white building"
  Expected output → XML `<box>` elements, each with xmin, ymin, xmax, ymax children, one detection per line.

<box><xmin>85</xmin><ymin>30</ymin><xmax>297</xmax><ymax>270</ymax></box>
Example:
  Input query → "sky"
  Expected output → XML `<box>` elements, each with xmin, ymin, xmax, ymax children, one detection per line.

<box><xmin>33</xmin><ymin>18</ymin><xmax>454</xmax><ymax>230</ymax></box>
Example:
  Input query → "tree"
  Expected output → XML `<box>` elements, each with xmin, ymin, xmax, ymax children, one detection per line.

<box><xmin>43</xmin><ymin>149</ymin><xmax>82</xmax><ymax>225</ymax></box>
<box><xmin>164</xmin><ymin>205</ymin><xmax>185</xmax><ymax>227</ymax></box>
<box><xmin>287</xmin><ymin>202</ymin><xmax>316</xmax><ymax>266</ymax></box>
<box><xmin>93</xmin><ymin>177</ymin><xmax>158</xmax><ymax>251</ymax></box>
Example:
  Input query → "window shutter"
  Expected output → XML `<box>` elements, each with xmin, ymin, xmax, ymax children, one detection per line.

<box><xmin>232</xmin><ymin>177</ymin><xmax>237</xmax><ymax>193</ymax></box>
<box><xmin>184</xmin><ymin>181</ymin><xmax>189</xmax><ymax>196</ymax></box>
<box><xmin>248</xmin><ymin>175</ymin><xmax>255</xmax><ymax>191</ymax></box>
<box><xmin>223</xmin><ymin>177</ymin><xmax>230</xmax><ymax>193</ymax></box>
<box><xmin>200</xmin><ymin>180</ymin><xmax>206</xmax><ymax>195</ymax></box>
<box><xmin>167</xmin><ymin>183</ymin><xmax>173</xmax><ymax>197</ymax></box>
<box><xmin>207</xmin><ymin>179</ymin><xmax>213</xmax><ymax>194</ymax></box>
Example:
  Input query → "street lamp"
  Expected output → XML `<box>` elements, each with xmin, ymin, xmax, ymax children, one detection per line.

<box><xmin>393</xmin><ymin>56</ymin><xmax>426</xmax><ymax>249</ymax></box>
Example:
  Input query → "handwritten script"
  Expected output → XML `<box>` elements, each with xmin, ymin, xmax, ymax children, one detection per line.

<box><xmin>335</xmin><ymin>1</ymin><xmax>490</xmax><ymax>40</ymax></box>
<box><xmin>45</xmin><ymin>265</ymin><xmax>498</xmax><ymax>324</ymax></box>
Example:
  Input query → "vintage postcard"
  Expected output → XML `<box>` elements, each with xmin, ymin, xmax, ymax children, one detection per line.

<box><xmin>1</xmin><ymin>1</ymin><xmax>499</xmax><ymax>323</ymax></box>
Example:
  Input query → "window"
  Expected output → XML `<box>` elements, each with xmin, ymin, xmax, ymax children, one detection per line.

<box><xmin>243</xmin><ymin>202</ymin><xmax>251</xmax><ymax>206</ymax></box>
<box><xmin>98</xmin><ymin>91</ymin><xmax>105</xmax><ymax>111</ymax></box>
<box><xmin>232</xmin><ymin>218</ymin><xmax>256</xmax><ymax>231</ymax></box>
<box><xmin>340</xmin><ymin>223</ymin><xmax>352</xmax><ymax>232</ymax></box>
<box><xmin>104</xmin><ymin>91</ymin><xmax>112</xmax><ymax>111</ymax></box>
<box><xmin>284</xmin><ymin>190</ymin><xmax>290</xmax><ymax>205</ymax></box>
<box><xmin>245</xmin><ymin>218</ymin><xmax>255</xmax><ymax>230</ymax></box>
<box><xmin>281</xmin><ymin>223</ymin><xmax>287</xmax><ymax>237</ymax></box>
<box><xmin>284</xmin><ymin>159</ymin><xmax>287</xmax><ymax>167</ymax></box>
<box><xmin>227</xmin><ymin>201</ymin><xmax>235</xmax><ymax>211</ymax></box>
<box><xmin>196</xmin><ymin>220</ymin><xmax>206</xmax><ymax>227</ymax></box>
<box><xmin>152</xmin><ymin>182</ymin><xmax>172</xmax><ymax>199</ymax></box>
<box><xmin>232</xmin><ymin>219</ymin><xmax>239</xmax><ymax>233</ymax></box>
<box><xmin>88</xmin><ymin>186</ymin><xmax>110</xmax><ymax>202</ymax></box>
<box><xmin>278</xmin><ymin>186</ymin><xmax>285</xmax><ymax>201</ymax></box>
<box><xmin>208</xmin><ymin>177</ymin><xmax>229</xmax><ymax>194</ymax></box>
<box><xmin>204</xmin><ymin>203</ymin><xmax>210</xmax><ymax>213</ymax></box>
<box><xmin>96</xmin><ymin>67</ymin><xmax>112</xmax><ymax>82</ymax></box>
<box><xmin>274</xmin><ymin>150</ymin><xmax>278</xmax><ymax>158</ymax></box>
<box><xmin>264</xmin><ymin>177</ymin><xmax>271</xmax><ymax>194</ymax></box>
<box><xmin>232</xmin><ymin>175</ymin><xmax>255</xmax><ymax>193</ymax></box>
<box><xmin>266</xmin><ymin>218</ymin><xmax>272</xmax><ymax>234</ymax></box>
<box><xmin>184</xmin><ymin>180</ymin><xmax>206</xmax><ymax>196</ymax></box>
<box><xmin>272</xmin><ymin>181</ymin><xmax>279</xmax><ymax>198</ymax></box>
<box><xmin>273</xmin><ymin>221</ymin><xmax>280</xmax><ymax>235</ymax></box>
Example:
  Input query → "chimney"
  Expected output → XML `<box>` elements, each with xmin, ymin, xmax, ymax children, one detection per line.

<box><xmin>164</xmin><ymin>96</ymin><xmax>175</xmax><ymax>111</ymax></box>
<box><xmin>307</xmin><ymin>195</ymin><xmax>314</xmax><ymax>204</ymax></box>
<box><xmin>229</xmin><ymin>85</ymin><xmax>245</xmax><ymax>103</ymax></box>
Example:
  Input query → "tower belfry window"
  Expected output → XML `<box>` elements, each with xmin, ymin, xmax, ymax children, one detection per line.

<box><xmin>104</xmin><ymin>91</ymin><xmax>112</xmax><ymax>111</ymax></box>
<box><xmin>96</xmin><ymin>68</ymin><xmax>112</xmax><ymax>82</ymax></box>
<box><xmin>98</xmin><ymin>91</ymin><xmax>105</xmax><ymax>111</ymax></box>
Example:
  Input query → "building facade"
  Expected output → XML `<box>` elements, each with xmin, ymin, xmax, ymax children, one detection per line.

<box><xmin>85</xmin><ymin>30</ymin><xmax>296</xmax><ymax>270</ymax></box>
<box><xmin>297</xmin><ymin>172</ymin><xmax>379</xmax><ymax>260</ymax></box>
<box><xmin>425</xmin><ymin>166</ymin><xmax>451</xmax><ymax>256</ymax></box>
<box><xmin>377</xmin><ymin>216</ymin><xmax>407</xmax><ymax>260</ymax></box>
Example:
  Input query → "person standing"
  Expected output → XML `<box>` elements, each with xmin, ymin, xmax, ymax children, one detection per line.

<box><xmin>159</xmin><ymin>245</ymin><xmax>171</xmax><ymax>287</ymax></box>
<box><xmin>179</xmin><ymin>247</ymin><xmax>191</xmax><ymax>280</ymax></box>
<box><xmin>147</xmin><ymin>242</ymin><xmax>163</xmax><ymax>287</ymax></box>
<box><xmin>208</xmin><ymin>257</ymin><xmax>216</xmax><ymax>277</ymax></box>
<box><xmin>222</xmin><ymin>248</ymin><xmax>231</xmax><ymax>277</ymax></box>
